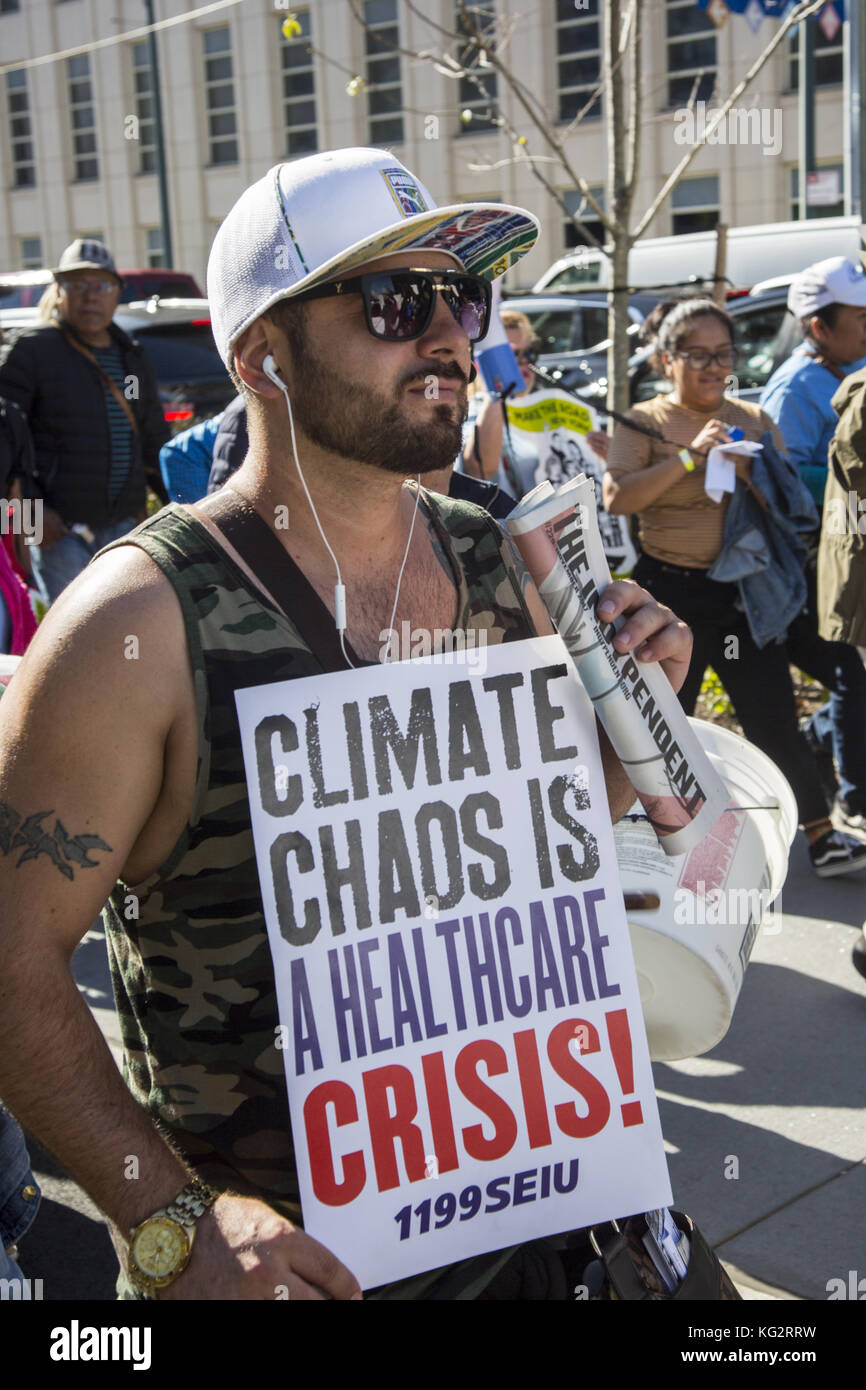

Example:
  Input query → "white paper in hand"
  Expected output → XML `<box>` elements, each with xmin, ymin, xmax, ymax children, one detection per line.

<box><xmin>704</xmin><ymin>441</ymin><xmax>763</xmax><ymax>504</ymax></box>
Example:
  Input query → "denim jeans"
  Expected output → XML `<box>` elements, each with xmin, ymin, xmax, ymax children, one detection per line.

<box><xmin>787</xmin><ymin>561</ymin><xmax>866</xmax><ymax>814</ymax></box>
<box><xmin>29</xmin><ymin>516</ymin><xmax>139</xmax><ymax>606</ymax></box>
<box><xmin>0</xmin><ymin>1106</ymin><xmax>40</xmax><ymax>1294</ymax></box>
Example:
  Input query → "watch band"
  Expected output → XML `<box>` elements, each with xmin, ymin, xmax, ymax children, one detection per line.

<box><xmin>162</xmin><ymin>1179</ymin><xmax>220</xmax><ymax>1227</ymax></box>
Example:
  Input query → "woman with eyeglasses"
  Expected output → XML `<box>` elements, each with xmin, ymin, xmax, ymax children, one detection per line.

<box><xmin>602</xmin><ymin>296</ymin><xmax>866</xmax><ymax>877</ymax></box>
<box><xmin>461</xmin><ymin>309</ymin><xmax>543</xmax><ymax>500</ymax></box>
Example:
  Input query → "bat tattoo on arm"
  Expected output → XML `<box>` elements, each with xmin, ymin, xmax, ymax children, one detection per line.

<box><xmin>0</xmin><ymin>800</ymin><xmax>113</xmax><ymax>881</ymax></box>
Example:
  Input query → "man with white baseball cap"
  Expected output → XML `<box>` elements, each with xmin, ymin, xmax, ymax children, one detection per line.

<box><xmin>762</xmin><ymin>256</ymin><xmax>866</xmax><ymax>506</ymax></box>
<box><xmin>761</xmin><ymin>255</ymin><xmax>866</xmax><ymax>840</ymax></box>
<box><xmin>0</xmin><ymin>149</ymin><xmax>695</xmax><ymax>1302</ymax></box>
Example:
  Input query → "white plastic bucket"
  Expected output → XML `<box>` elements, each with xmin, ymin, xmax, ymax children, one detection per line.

<box><xmin>615</xmin><ymin>718</ymin><xmax>797</xmax><ymax>1061</ymax></box>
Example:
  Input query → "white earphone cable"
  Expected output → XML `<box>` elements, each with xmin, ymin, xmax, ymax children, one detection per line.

<box><xmin>273</xmin><ymin>368</ymin><xmax>422</xmax><ymax>670</ymax></box>
<box><xmin>385</xmin><ymin>476</ymin><xmax>422</xmax><ymax>651</ymax></box>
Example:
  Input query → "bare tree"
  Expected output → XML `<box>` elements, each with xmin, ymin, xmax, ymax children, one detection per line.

<box><xmin>347</xmin><ymin>0</ymin><xmax>829</xmax><ymax>416</ymax></box>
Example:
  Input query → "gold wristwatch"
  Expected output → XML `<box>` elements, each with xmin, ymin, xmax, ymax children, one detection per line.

<box><xmin>128</xmin><ymin>1178</ymin><xmax>219</xmax><ymax>1295</ymax></box>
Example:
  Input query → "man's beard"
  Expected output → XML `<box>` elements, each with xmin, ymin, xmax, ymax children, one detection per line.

<box><xmin>283</xmin><ymin>342</ymin><xmax>467</xmax><ymax>475</ymax></box>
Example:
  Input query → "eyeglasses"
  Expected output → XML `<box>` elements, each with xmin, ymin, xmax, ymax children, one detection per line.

<box><xmin>515</xmin><ymin>347</ymin><xmax>539</xmax><ymax>365</ymax></box>
<box><xmin>59</xmin><ymin>278</ymin><xmax>119</xmax><ymax>296</ymax></box>
<box><xmin>674</xmin><ymin>347</ymin><xmax>738</xmax><ymax>370</ymax></box>
<box><xmin>292</xmin><ymin>268</ymin><xmax>492</xmax><ymax>343</ymax></box>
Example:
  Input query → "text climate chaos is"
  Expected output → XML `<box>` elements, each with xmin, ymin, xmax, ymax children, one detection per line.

<box><xmin>236</xmin><ymin>635</ymin><xmax>671</xmax><ymax>1288</ymax></box>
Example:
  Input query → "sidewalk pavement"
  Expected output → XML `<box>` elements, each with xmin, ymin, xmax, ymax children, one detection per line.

<box><xmin>16</xmin><ymin>829</ymin><xmax>866</xmax><ymax>1302</ymax></box>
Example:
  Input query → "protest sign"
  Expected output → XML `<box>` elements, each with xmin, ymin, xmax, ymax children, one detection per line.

<box><xmin>236</xmin><ymin>635</ymin><xmax>671</xmax><ymax>1289</ymax></box>
<box><xmin>505</xmin><ymin>388</ymin><xmax>637</xmax><ymax>574</ymax></box>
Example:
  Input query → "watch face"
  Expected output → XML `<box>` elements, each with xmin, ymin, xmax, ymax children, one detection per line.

<box><xmin>132</xmin><ymin>1217</ymin><xmax>190</xmax><ymax>1280</ymax></box>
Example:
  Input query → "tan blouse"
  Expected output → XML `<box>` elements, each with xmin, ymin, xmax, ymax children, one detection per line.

<box><xmin>606</xmin><ymin>393</ymin><xmax>787</xmax><ymax>568</ymax></box>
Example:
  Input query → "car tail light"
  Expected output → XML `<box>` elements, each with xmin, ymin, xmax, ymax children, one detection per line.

<box><xmin>191</xmin><ymin>319</ymin><xmax>211</xmax><ymax>326</ymax></box>
<box><xmin>164</xmin><ymin>405</ymin><xmax>195</xmax><ymax>422</ymax></box>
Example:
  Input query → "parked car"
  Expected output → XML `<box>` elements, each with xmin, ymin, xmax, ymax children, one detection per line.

<box><xmin>539</xmin><ymin>283</ymin><xmax>796</xmax><ymax>409</ymax></box>
<box><xmin>504</xmin><ymin>293</ymin><xmax>660</xmax><ymax>357</ymax></box>
<box><xmin>0</xmin><ymin>267</ymin><xmax>203</xmax><ymax>337</ymax></box>
<box><xmin>114</xmin><ymin>299</ymin><xmax>234</xmax><ymax>428</ymax></box>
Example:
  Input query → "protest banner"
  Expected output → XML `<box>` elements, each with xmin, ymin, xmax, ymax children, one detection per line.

<box><xmin>236</xmin><ymin>635</ymin><xmax>672</xmax><ymax>1289</ymax></box>
<box><xmin>505</xmin><ymin>388</ymin><xmax>637</xmax><ymax>575</ymax></box>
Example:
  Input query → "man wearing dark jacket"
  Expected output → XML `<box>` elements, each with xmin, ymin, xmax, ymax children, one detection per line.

<box><xmin>0</xmin><ymin>239</ymin><xmax>169</xmax><ymax>603</ymax></box>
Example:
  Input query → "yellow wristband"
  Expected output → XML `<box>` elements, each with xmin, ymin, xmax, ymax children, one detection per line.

<box><xmin>678</xmin><ymin>449</ymin><xmax>695</xmax><ymax>472</ymax></box>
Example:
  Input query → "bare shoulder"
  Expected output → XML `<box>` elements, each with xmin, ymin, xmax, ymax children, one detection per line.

<box><xmin>10</xmin><ymin>542</ymin><xmax>188</xmax><ymax>701</ymax></box>
<box><xmin>0</xmin><ymin>542</ymin><xmax>196</xmax><ymax>953</ymax></box>
<box><xmin>0</xmin><ymin>538</ymin><xmax>193</xmax><ymax>784</ymax></box>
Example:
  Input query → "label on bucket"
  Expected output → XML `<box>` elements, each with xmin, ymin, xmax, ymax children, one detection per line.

<box><xmin>677</xmin><ymin>806</ymin><xmax>744</xmax><ymax>897</ymax></box>
<box><xmin>613</xmin><ymin>822</ymin><xmax>678</xmax><ymax>880</ymax></box>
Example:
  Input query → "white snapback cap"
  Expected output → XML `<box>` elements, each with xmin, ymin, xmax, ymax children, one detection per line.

<box><xmin>788</xmin><ymin>256</ymin><xmax>866</xmax><ymax>320</ymax></box>
<box><xmin>206</xmin><ymin>147</ymin><xmax>539</xmax><ymax>366</ymax></box>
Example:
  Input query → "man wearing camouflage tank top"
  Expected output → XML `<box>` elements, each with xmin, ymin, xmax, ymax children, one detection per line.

<box><xmin>0</xmin><ymin>149</ymin><xmax>693</xmax><ymax>1301</ymax></box>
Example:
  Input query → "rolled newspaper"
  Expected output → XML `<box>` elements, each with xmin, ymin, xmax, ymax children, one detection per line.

<box><xmin>507</xmin><ymin>476</ymin><xmax>730</xmax><ymax>855</ymax></box>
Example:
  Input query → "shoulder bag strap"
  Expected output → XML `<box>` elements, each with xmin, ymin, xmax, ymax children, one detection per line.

<box><xmin>201</xmin><ymin>487</ymin><xmax>363</xmax><ymax>669</ymax></box>
<box><xmin>62</xmin><ymin>331</ymin><xmax>139</xmax><ymax>435</ymax></box>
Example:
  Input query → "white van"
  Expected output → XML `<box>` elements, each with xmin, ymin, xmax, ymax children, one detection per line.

<box><xmin>533</xmin><ymin>215</ymin><xmax>866</xmax><ymax>295</ymax></box>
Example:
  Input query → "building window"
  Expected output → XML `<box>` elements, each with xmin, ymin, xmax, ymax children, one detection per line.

<box><xmin>281</xmin><ymin>10</ymin><xmax>317</xmax><ymax>156</ymax></box>
<box><xmin>6</xmin><ymin>69</ymin><xmax>35</xmax><ymax>187</ymax></box>
<box><xmin>789</xmin><ymin>16</ymin><xmax>844</xmax><ymax>90</ymax></box>
<box><xmin>563</xmin><ymin>186</ymin><xmax>605</xmax><ymax>250</ymax></box>
<box><xmin>146</xmin><ymin>227</ymin><xmax>166</xmax><ymax>268</ymax></box>
<box><xmin>671</xmin><ymin>175</ymin><xmax>719</xmax><ymax>235</ymax></box>
<box><xmin>790</xmin><ymin>164</ymin><xmax>844</xmax><ymax>220</ymax></box>
<box><xmin>131</xmin><ymin>42</ymin><xmax>157</xmax><ymax>175</ymax></box>
<box><xmin>67</xmin><ymin>54</ymin><xmax>98</xmax><ymax>181</ymax></box>
<box><xmin>20</xmin><ymin>237</ymin><xmax>42</xmax><ymax>269</ymax></box>
<box><xmin>364</xmin><ymin>0</ymin><xmax>403</xmax><ymax>146</ymax></box>
<box><xmin>666</xmin><ymin>0</ymin><xmax>716</xmax><ymax>109</ymax></box>
<box><xmin>0</xmin><ymin>1</ymin><xmax>21</xmax><ymax>13</ymax></box>
<box><xmin>203</xmin><ymin>27</ymin><xmax>238</xmax><ymax>165</ymax></box>
<box><xmin>456</xmin><ymin>3</ymin><xmax>498</xmax><ymax>134</ymax></box>
<box><xmin>555</xmin><ymin>0</ymin><xmax>601</xmax><ymax>124</ymax></box>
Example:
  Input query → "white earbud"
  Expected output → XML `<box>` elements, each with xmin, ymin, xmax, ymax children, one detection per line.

<box><xmin>262</xmin><ymin>353</ymin><xmax>284</xmax><ymax>389</ymax></box>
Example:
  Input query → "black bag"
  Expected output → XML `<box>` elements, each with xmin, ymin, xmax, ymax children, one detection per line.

<box><xmin>585</xmin><ymin>1211</ymin><xmax>741</xmax><ymax>1301</ymax></box>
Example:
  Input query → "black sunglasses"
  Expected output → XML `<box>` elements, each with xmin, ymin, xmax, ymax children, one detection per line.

<box><xmin>292</xmin><ymin>268</ymin><xmax>492</xmax><ymax>343</ymax></box>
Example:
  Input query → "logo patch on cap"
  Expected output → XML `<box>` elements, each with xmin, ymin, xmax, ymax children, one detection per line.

<box><xmin>381</xmin><ymin>168</ymin><xmax>428</xmax><ymax>219</ymax></box>
<box><xmin>79</xmin><ymin>240</ymin><xmax>109</xmax><ymax>266</ymax></box>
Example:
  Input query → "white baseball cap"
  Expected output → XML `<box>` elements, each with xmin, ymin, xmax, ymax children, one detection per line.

<box><xmin>53</xmin><ymin>238</ymin><xmax>120</xmax><ymax>281</ymax></box>
<box><xmin>787</xmin><ymin>256</ymin><xmax>866</xmax><ymax>320</ymax></box>
<box><xmin>206</xmin><ymin>147</ymin><xmax>539</xmax><ymax>366</ymax></box>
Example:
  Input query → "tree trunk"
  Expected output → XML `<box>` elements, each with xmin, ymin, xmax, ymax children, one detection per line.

<box><xmin>605</xmin><ymin>0</ymin><xmax>635</xmax><ymax>420</ymax></box>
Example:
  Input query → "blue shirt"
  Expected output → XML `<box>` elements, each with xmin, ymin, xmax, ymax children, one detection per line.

<box><xmin>159</xmin><ymin>413</ymin><xmax>223</xmax><ymax>505</ymax></box>
<box><xmin>760</xmin><ymin>344</ymin><xmax>866</xmax><ymax>507</ymax></box>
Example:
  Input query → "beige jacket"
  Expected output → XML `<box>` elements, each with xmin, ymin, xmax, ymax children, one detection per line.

<box><xmin>818</xmin><ymin>367</ymin><xmax>866</xmax><ymax>647</ymax></box>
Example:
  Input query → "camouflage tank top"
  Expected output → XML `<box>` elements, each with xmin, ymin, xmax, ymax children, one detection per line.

<box><xmin>102</xmin><ymin>492</ymin><xmax>538</xmax><ymax>1298</ymax></box>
